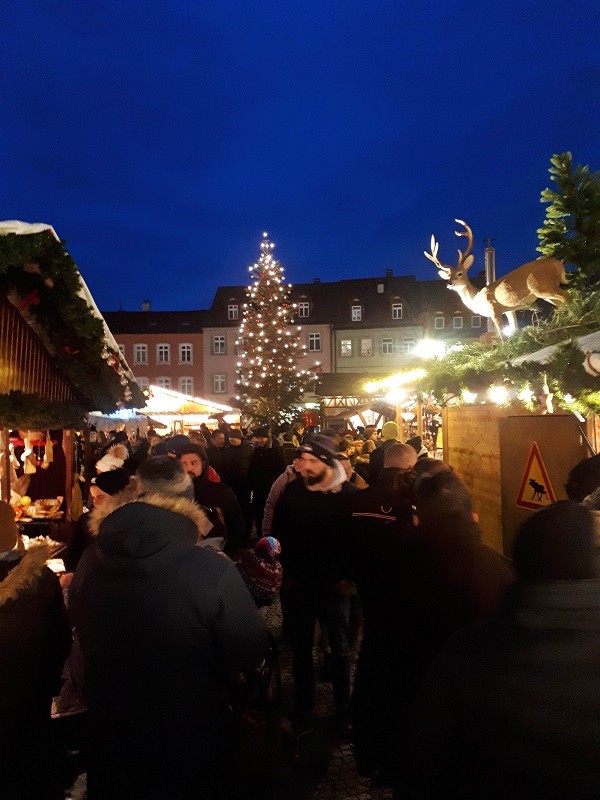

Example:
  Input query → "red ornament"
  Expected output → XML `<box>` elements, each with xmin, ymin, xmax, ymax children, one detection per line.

<box><xmin>64</xmin><ymin>346</ymin><xmax>80</xmax><ymax>355</ymax></box>
<box><xmin>18</xmin><ymin>289</ymin><xmax>40</xmax><ymax>311</ymax></box>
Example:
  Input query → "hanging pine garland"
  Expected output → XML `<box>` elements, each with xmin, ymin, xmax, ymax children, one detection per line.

<box><xmin>0</xmin><ymin>230</ymin><xmax>144</xmax><ymax>419</ymax></box>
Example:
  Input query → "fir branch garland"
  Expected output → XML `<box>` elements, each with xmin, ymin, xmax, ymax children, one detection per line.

<box><xmin>0</xmin><ymin>231</ymin><xmax>144</xmax><ymax>414</ymax></box>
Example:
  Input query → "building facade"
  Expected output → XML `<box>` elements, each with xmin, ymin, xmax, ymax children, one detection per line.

<box><xmin>103</xmin><ymin>309</ymin><xmax>207</xmax><ymax>396</ymax></box>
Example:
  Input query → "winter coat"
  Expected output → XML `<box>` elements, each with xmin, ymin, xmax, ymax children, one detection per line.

<box><xmin>368</xmin><ymin>438</ymin><xmax>399</xmax><ymax>486</ymax></box>
<box><xmin>221</xmin><ymin>441</ymin><xmax>254</xmax><ymax>489</ymax></box>
<box><xmin>247</xmin><ymin>440</ymin><xmax>287</xmax><ymax>507</ymax></box>
<box><xmin>406</xmin><ymin>516</ymin><xmax>514</xmax><ymax>661</ymax></box>
<box><xmin>206</xmin><ymin>443</ymin><xmax>225</xmax><ymax>478</ymax></box>
<box><xmin>262</xmin><ymin>465</ymin><xmax>299</xmax><ymax>536</ymax></box>
<box><xmin>272</xmin><ymin>461</ymin><xmax>357</xmax><ymax>592</ymax></box>
<box><xmin>0</xmin><ymin>544</ymin><xmax>71</xmax><ymax>799</ymax></box>
<box><xmin>191</xmin><ymin>452</ymin><xmax>245</xmax><ymax>555</ymax></box>
<box><xmin>70</xmin><ymin>489</ymin><xmax>269</xmax><ymax>799</ymax></box>
<box><xmin>398</xmin><ymin>579</ymin><xmax>600</xmax><ymax>800</ymax></box>
<box><xmin>64</xmin><ymin>510</ymin><xmax>94</xmax><ymax>572</ymax></box>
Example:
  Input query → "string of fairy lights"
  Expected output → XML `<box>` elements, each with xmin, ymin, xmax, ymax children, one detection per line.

<box><xmin>234</xmin><ymin>233</ymin><xmax>316</xmax><ymax>417</ymax></box>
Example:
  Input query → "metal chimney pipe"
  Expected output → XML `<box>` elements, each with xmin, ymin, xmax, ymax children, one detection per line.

<box><xmin>484</xmin><ymin>238</ymin><xmax>496</xmax><ymax>333</ymax></box>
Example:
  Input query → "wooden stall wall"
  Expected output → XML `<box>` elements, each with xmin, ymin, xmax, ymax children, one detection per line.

<box><xmin>0</xmin><ymin>296</ymin><xmax>79</xmax><ymax>401</ymax></box>
<box><xmin>442</xmin><ymin>405</ymin><xmax>507</xmax><ymax>553</ymax></box>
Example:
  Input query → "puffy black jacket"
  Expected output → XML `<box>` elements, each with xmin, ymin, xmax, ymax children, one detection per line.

<box><xmin>70</xmin><ymin>491</ymin><xmax>269</xmax><ymax>798</ymax></box>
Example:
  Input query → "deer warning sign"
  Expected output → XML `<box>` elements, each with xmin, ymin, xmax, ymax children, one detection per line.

<box><xmin>516</xmin><ymin>442</ymin><xmax>557</xmax><ymax>510</ymax></box>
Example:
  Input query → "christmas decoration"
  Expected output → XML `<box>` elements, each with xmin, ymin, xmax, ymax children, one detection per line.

<box><xmin>235</xmin><ymin>233</ymin><xmax>316</xmax><ymax>425</ymax></box>
<box><xmin>425</xmin><ymin>219</ymin><xmax>568</xmax><ymax>337</ymax></box>
<box><xmin>0</xmin><ymin>227</ymin><xmax>144</xmax><ymax>420</ymax></box>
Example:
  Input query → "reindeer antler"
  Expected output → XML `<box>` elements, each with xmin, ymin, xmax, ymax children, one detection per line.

<box><xmin>454</xmin><ymin>219</ymin><xmax>474</xmax><ymax>269</ymax></box>
<box><xmin>424</xmin><ymin>235</ymin><xmax>450</xmax><ymax>275</ymax></box>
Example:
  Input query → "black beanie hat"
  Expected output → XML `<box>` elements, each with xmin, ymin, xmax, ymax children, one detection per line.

<box><xmin>513</xmin><ymin>500</ymin><xmax>598</xmax><ymax>581</ymax></box>
<box><xmin>298</xmin><ymin>434</ymin><xmax>339</xmax><ymax>468</ymax></box>
<box><xmin>95</xmin><ymin>467</ymin><xmax>130</xmax><ymax>495</ymax></box>
<box><xmin>166</xmin><ymin>434</ymin><xmax>191</xmax><ymax>457</ymax></box>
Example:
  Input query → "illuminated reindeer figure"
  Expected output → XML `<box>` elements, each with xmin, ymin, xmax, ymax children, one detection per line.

<box><xmin>425</xmin><ymin>219</ymin><xmax>568</xmax><ymax>337</ymax></box>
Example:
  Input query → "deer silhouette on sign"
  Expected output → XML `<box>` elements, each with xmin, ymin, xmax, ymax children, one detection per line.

<box><xmin>529</xmin><ymin>478</ymin><xmax>547</xmax><ymax>502</ymax></box>
<box><xmin>425</xmin><ymin>220</ymin><xmax>569</xmax><ymax>337</ymax></box>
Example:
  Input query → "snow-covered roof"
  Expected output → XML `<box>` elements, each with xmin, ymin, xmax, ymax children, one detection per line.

<box><xmin>511</xmin><ymin>330</ymin><xmax>600</xmax><ymax>366</ymax></box>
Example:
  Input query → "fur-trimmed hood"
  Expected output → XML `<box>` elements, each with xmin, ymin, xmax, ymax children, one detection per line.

<box><xmin>90</xmin><ymin>486</ymin><xmax>212</xmax><ymax>541</ymax></box>
<box><xmin>0</xmin><ymin>543</ymin><xmax>53</xmax><ymax>607</ymax></box>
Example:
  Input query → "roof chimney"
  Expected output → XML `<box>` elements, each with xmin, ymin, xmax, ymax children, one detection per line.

<box><xmin>313</xmin><ymin>278</ymin><xmax>321</xmax><ymax>283</ymax></box>
<box><xmin>386</xmin><ymin>268</ymin><xmax>393</xmax><ymax>277</ymax></box>
<box><xmin>142</xmin><ymin>300</ymin><xmax>151</xmax><ymax>312</ymax></box>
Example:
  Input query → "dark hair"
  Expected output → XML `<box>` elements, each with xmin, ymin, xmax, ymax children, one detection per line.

<box><xmin>564</xmin><ymin>454</ymin><xmax>600</xmax><ymax>502</ymax></box>
<box><xmin>513</xmin><ymin>500</ymin><xmax>597</xmax><ymax>580</ymax></box>
<box><xmin>413</xmin><ymin>457</ymin><xmax>452</xmax><ymax>479</ymax></box>
<box><xmin>177</xmin><ymin>443</ymin><xmax>206</xmax><ymax>460</ymax></box>
<box><xmin>415</xmin><ymin>470</ymin><xmax>473</xmax><ymax>523</ymax></box>
<box><xmin>136</xmin><ymin>456</ymin><xmax>193</xmax><ymax>498</ymax></box>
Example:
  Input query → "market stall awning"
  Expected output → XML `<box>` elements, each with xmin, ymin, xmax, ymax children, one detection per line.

<box><xmin>142</xmin><ymin>386</ymin><xmax>237</xmax><ymax>416</ymax></box>
<box><xmin>511</xmin><ymin>330</ymin><xmax>600</xmax><ymax>366</ymax></box>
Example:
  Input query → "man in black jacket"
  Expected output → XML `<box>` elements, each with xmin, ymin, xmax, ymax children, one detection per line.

<box><xmin>272</xmin><ymin>435</ymin><xmax>357</xmax><ymax>736</ymax></box>
<box><xmin>221</xmin><ymin>429</ymin><xmax>254</xmax><ymax>545</ymax></box>
<box><xmin>368</xmin><ymin>420</ymin><xmax>401</xmax><ymax>486</ymax></box>
<box><xmin>70</xmin><ymin>457</ymin><xmax>268</xmax><ymax>800</ymax></box>
<box><xmin>179</xmin><ymin>443</ymin><xmax>245</xmax><ymax>556</ymax></box>
<box><xmin>248</xmin><ymin>426</ymin><xmax>286</xmax><ymax>537</ymax></box>
<box><xmin>350</xmin><ymin>443</ymin><xmax>418</xmax><ymax>780</ymax></box>
<box><xmin>397</xmin><ymin>500</ymin><xmax>600</xmax><ymax>800</ymax></box>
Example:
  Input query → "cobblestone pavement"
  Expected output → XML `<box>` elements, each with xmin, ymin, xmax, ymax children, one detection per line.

<box><xmin>265</xmin><ymin>602</ymin><xmax>393</xmax><ymax>800</ymax></box>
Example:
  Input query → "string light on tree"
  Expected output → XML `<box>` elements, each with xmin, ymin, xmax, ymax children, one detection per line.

<box><xmin>235</xmin><ymin>232</ymin><xmax>316</xmax><ymax>425</ymax></box>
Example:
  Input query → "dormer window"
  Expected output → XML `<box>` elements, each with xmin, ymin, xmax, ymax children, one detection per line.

<box><xmin>392</xmin><ymin>302</ymin><xmax>403</xmax><ymax>320</ymax></box>
<box><xmin>351</xmin><ymin>304</ymin><xmax>362</xmax><ymax>322</ymax></box>
<box><xmin>227</xmin><ymin>303</ymin><xmax>239</xmax><ymax>320</ymax></box>
<box><xmin>298</xmin><ymin>301</ymin><xmax>310</xmax><ymax>318</ymax></box>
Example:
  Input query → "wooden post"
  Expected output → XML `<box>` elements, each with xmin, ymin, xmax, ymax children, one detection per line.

<box><xmin>0</xmin><ymin>428</ymin><xmax>10</xmax><ymax>503</ymax></box>
<box><xmin>416</xmin><ymin>399</ymin><xmax>424</xmax><ymax>438</ymax></box>
<box><xmin>62</xmin><ymin>429</ymin><xmax>73</xmax><ymax>523</ymax></box>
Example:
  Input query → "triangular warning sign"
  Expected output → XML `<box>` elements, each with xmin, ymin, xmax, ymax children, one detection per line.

<box><xmin>516</xmin><ymin>442</ymin><xmax>556</xmax><ymax>510</ymax></box>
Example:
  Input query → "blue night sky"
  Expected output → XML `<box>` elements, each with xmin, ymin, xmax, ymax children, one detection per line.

<box><xmin>1</xmin><ymin>1</ymin><xmax>598</xmax><ymax>311</ymax></box>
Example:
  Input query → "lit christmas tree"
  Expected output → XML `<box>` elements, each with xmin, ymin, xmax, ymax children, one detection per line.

<box><xmin>235</xmin><ymin>233</ymin><xmax>315</xmax><ymax>425</ymax></box>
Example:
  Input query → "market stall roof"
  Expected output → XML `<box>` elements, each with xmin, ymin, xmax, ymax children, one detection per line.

<box><xmin>0</xmin><ymin>220</ymin><xmax>144</xmax><ymax>424</ymax></box>
<box><xmin>511</xmin><ymin>330</ymin><xmax>600</xmax><ymax>366</ymax></box>
<box><xmin>142</xmin><ymin>386</ymin><xmax>237</xmax><ymax>417</ymax></box>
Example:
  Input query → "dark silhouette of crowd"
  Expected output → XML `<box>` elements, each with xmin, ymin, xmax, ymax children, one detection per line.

<box><xmin>1</xmin><ymin>421</ymin><xmax>598</xmax><ymax>799</ymax></box>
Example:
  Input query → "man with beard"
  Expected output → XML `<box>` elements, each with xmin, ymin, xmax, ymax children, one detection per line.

<box><xmin>272</xmin><ymin>435</ymin><xmax>357</xmax><ymax>736</ymax></box>
<box><xmin>178</xmin><ymin>444</ymin><xmax>245</xmax><ymax>556</ymax></box>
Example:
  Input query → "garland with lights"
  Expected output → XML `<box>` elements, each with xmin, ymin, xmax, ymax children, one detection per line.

<box><xmin>234</xmin><ymin>233</ymin><xmax>316</xmax><ymax>425</ymax></box>
<box><xmin>413</xmin><ymin>287</ymin><xmax>600</xmax><ymax>415</ymax></box>
<box><xmin>0</xmin><ymin>230</ymin><xmax>144</xmax><ymax>425</ymax></box>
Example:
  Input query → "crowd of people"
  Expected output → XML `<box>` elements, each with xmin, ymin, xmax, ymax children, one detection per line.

<box><xmin>0</xmin><ymin>419</ymin><xmax>599</xmax><ymax>799</ymax></box>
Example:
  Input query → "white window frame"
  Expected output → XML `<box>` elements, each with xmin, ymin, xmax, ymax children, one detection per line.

<box><xmin>308</xmin><ymin>332</ymin><xmax>321</xmax><ymax>352</ymax></box>
<box><xmin>403</xmin><ymin>337</ymin><xmax>415</xmax><ymax>354</ymax></box>
<box><xmin>392</xmin><ymin>303</ymin><xmax>403</xmax><ymax>320</ymax></box>
<box><xmin>134</xmin><ymin>343</ymin><xmax>148</xmax><ymax>365</ymax></box>
<box><xmin>156</xmin><ymin>376</ymin><xmax>171</xmax><ymax>389</ymax></box>
<box><xmin>213</xmin><ymin>374</ymin><xmax>227</xmax><ymax>394</ymax></box>
<box><xmin>136</xmin><ymin>376</ymin><xmax>149</xmax><ymax>390</ymax></box>
<box><xmin>340</xmin><ymin>339</ymin><xmax>352</xmax><ymax>357</ymax></box>
<box><xmin>361</xmin><ymin>338</ymin><xmax>372</xmax><ymax>356</ymax></box>
<box><xmin>179</xmin><ymin>376</ymin><xmax>194</xmax><ymax>395</ymax></box>
<box><xmin>227</xmin><ymin>304</ymin><xmax>239</xmax><ymax>320</ymax></box>
<box><xmin>471</xmin><ymin>315</ymin><xmax>482</xmax><ymax>328</ymax></box>
<box><xmin>213</xmin><ymin>335</ymin><xmax>226</xmax><ymax>355</ymax></box>
<box><xmin>179</xmin><ymin>343</ymin><xmax>193</xmax><ymax>364</ymax></box>
<box><xmin>298</xmin><ymin>301</ymin><xmax>310</xmax><ymax>318</ymax></box>
<box><xmin>382</xmin><ymin>337</ymin><xmax>394</xmax><ymax>355</ymax></box>
<box><xmin>434</xmin><ymin>316</ymin><xmax>445</xmax><ymax>330</ymax></box>
<box><xmin>351</xmin><ymin>305</ymin><xmax>362</xmax><ymax>322</ymax></box>
<box><xmin>453</xmin><ymin>316</ymin><xmax>463</xmax><ymax>329</ymax></box>
<box><xmin>156</xmin><ymin>343</ymin><xmax>171</xmax><ymax>364</ymax></box>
